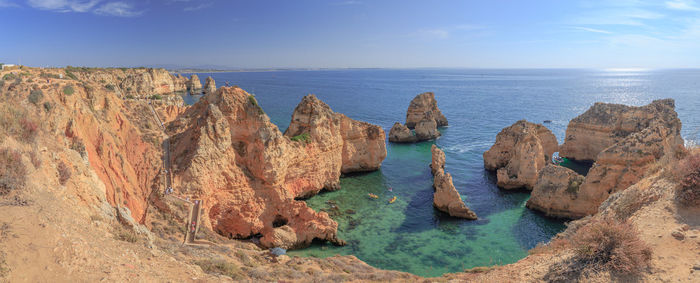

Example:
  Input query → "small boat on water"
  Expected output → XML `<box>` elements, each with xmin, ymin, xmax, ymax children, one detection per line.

<box><xmin>388</xmin><ymin>196</ymin><xmax>397</xmax><ymax>204</ymax></box>
<box><xmin>368</xmin><ymin>193</ymin><xmax>379</xmax><ymax>199</ymax></box>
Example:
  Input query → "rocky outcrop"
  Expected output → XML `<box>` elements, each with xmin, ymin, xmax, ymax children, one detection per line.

<box><xmin>285</xmin><ymin>94</ymin><xmax>387</xmax><ymax>174</ymax></box>
<box><xmin>186</xmin><ymin>74</ymin><xmax>202</xmax><ymax>94</ymax></box>
<box><xmin>388</xmin><ymin>122</ymin><xmax>416</xmax><ymax>143</ymax></box>
<box><xmin>389</xmin><ymin>92</ymin><xmax>446</xmax><ymax>143</ymax></box>
<box><xmin>405</xmin><ymin>92</ymin><xmax>448</xmax><ymax>128</ymax></box>
<box><xmin>526</xmin><ymin>165</ymin><xmax>586</xmax><ymax>218</ymax></box>
<box><xmin>204</xmin><ymin>76</ymin><xmax>216</xmax><ymax>94</ymax></box>
<box><xmin>167</xmin><ymin>89</ymin><xmax>386</xmax><ymax>249</ymax></box>
<box><xmin>430</xmin><ymin>145</ymin><xmax>477</xmax><ymax>219</ymax></box>
<box><xmin>530</xmin><ymin>99</ymin><xmax>683</xmax><ymax>218</ymax></box>
<box><xmin>483</xmin><ymin>120</ymin><xmax>558</xmax><ymax>189</ymax></box>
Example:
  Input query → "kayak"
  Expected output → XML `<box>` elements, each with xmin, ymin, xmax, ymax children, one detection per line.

<box><xmin>388</xmin><ymin>196</ymin><xmax>397</xmax><ymax>204</ymax></box>
<box><xmin>368</xmin><ymin>193</ymin><xmax>379</xmax><ymax>199</ymax></box>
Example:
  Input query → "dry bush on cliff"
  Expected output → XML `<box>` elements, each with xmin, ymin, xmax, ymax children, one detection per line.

<box><xmin>0</xmin><ymin>105</ymin><xmax>38</xmax><ymax>143</ymax></box>
<box><xmin>673</xmin><ymin>150</ymin><xmax>700</xmax><ymax>206</ymax></box>
<box><xmin>194</xmin><ymin>259</ymin><xmax>243</xmax><ymax>280</ymax></box>
<box><xmin>571</xmin><ymin>218</ymin><xmax>651</xmax><ymax>274</ymax></box>
<box><xmin>57</xmin><ymin>161</ymin><xmax>71</xmax><ymax>185</ymax></box>
<box><xmin>0</xmin><ymin>148</ymin><xmax>26</xmax><ymax>196</ymax></box>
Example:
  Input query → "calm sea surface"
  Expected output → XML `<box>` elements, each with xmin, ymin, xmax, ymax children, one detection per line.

<box><xmin>183</xmin><ymin>69</ymin><xmax>700</xmax><ymax>277</ymax></box>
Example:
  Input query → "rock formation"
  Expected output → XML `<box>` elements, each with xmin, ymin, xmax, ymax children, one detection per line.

<box><xmin>389</xmin><ymin>92</ymin><xmax>446</xmax><ymax>143</ymax></box>
<box><xmin>526</xmin><ymin>165</ymin><xmax>586</xmax><ymax>218</ymax></box>
<box><xmin>186</xmin><ymin>74</ymin><xmax>202</xmax><ymax>94</ymax></box>
<box><xmin>430</xmin><ymin>145</ymin><xmax>477</xmax><ymax>219</ymax></box>
<box><xmin>483</xmin><ymin>120</ymin><xmax>558</xmax><ymax>189</ymax></box>
<box><xmin>167</xmin><ymin>89</ymin><xmax>386</xmax><ymax>249</ymax></box>
<box><xmin>204</xmin><ymin>76</ymin><xmax>216</xmax><ymax>94</ymax></box>
<box><xmin>405</xmin><ymin>92</ymin><xmax>448</xmax><ymax>128</ymax></box>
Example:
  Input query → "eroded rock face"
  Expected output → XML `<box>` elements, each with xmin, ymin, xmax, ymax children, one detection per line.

<box><xmin>405</xmin><ymin>92</ymin><xmax>448</xmax><ymax>128</ymax></box>
<box><xmin>483</xmin><ymin>120</ymin><xmax>558</xmax><ymax>189</ymax></box>
<box><xmin>431</xmin><ymin>145</ymin><xmax>477</xmax><ymax>219</ymax></box>
<box><xmin>71</xmin><ymin>68</ymin><xmax>188</xmax><ymax>98</ymax></box>
<box><xmin>187</xmin><ymin>74</ymin><xmax>202</xmax><ymax>94</ymax></box>
<box><xmin>526</xmin><ymin>165</ymin><xmax>586</xmax><ymax>218</ymax></box>
<box><xmin>388</xmin><ymin>123</ymin><xmax>416</xmax><ymax>143</ymax></box>
<box><xmin>531</xmin><ymin>99</ymin><xmax>683</xmax><ymax>218</ymax></box>
<box><xmin>415</xmin><ymin>117</ymin><xmax>441</xmax><ymax>141</ymax></box>
<box><xmin>168</xmin><ymin>89</ymin><xmax>385</xmax><ymax>249</ymax></box>
<box><xmin>204</xmin><ymin>76</ymin><xmax>216</xmax><ymax>94</ymax></box>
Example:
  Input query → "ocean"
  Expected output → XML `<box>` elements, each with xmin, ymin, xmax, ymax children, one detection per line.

<box><xmin>182</xmin><ymin>68</ymin><xmax>700</xmax><ymax>277</ymax></box>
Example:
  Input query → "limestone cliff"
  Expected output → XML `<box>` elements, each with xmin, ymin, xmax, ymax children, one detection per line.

<box><xmin>430</xmin><ymin>145</ymin><xmax>477</xmax><ymax>219</ymax></box>
<box><xmin>204</xmin><ymin>76</ymin><xmax>216</xmax><ymax>94</ymax></box>
<box><xmin>69</xmin><ymin>67</ymin><xmax>188</xmax><ymax>98</ymax></box>
<box><xmin>526</xmin><ymin>165</ymin><xmax>586</xmax><ymax>218</ymax></box>
<box><xmin>483</xmin><ymin>120</ymin><xmax>558</xmax><ymax>189</ymax></box>
<box><xmin>167</xmin><ymin>89</ymin><xmax>386</xmax><ymax>249</ymax></box>
<box><xmin>534</xmin><ymin>99</ymin><xmax>684</xmax><ymax>218</ymax></box>
<box><xmin>388</xmin><ymin>122</ymin><xmax>416</xmax><ymax>143</ymax></box>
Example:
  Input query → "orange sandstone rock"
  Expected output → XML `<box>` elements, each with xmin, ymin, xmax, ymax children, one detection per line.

<box><xmin>431</xmin><ymin>145</ymin><xmax>477</xmax><ymax>219</ymax></box>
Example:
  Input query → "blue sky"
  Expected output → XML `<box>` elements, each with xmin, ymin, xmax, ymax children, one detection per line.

<box><xmin>2</xmin><ymin>0</ymin><xmax>700</xmax><ymax>68</ymax></box>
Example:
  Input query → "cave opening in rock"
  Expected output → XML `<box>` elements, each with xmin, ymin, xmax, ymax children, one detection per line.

<box><xmin>273</xmin><ymin>215</ymin><xmax>288</xmax><ymax>228</ymax></box>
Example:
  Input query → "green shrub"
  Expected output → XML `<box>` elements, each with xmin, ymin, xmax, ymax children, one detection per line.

<box><xmin>194</xmin><ymin>259</ymin><xmax>242</xmax><ymax>279</ymax></box>
<box><xmin>28</xmin><ymin>89</ymin><xmax>44</xmax><ymax>105</ymax></box>
<box><xmin>248</xmin><ymin>95</ymin><xmax>264</xmax><ymax>115</ymax></box>
<box><xmin>64</xmin><ymin>70</ymin><xmax>77</xmax><ymax>80</ymax></box>
<box><xmin>149</xmin><ymin>94</ymin><xmax>162</xmax><ymax>100</ymax></box>
<box><xmin>291</xmin><ymin>133</ymin><xmax>311</xmax><ymax>143</ymax></box>
<box><xmin>125</xmin><ymin>95</ymin><xmax>135</xmax><ymax>99</ymax></box>
<box><xmin>105</xmin><ymin>84</ymin><xmax>115</xmax><ymax>91</ymax></box>
<box><xmin>43</xmin><ymin>102</ymin><xmax>52</xmax><ymax>112</ymax></box>
<box><xmin>63</xmin><ymin>85</ymin><xmax>74</xmax><ymax>95</ymax></box>
<box><xmin>2</xmin><ymin>73</ymin><xmax>16</xmax><ymax>81</ymax></box>
<box><xmin>0</xmin><ymin>148</ymin><xmax>27</xmax><ymax>196</ymax></box>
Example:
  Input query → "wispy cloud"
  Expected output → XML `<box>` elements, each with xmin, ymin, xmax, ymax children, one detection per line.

<box><xmin>27</xmin><ymin>0</ymin><xmax>100</xmax><ymax>12</ymax></box>
<box><xmin>416</xmin><ymin>28</ymin><xmax>449</xmax><ymax>39</ymax></box>
<box><xmin>666</xmin><ymin>0</ymin><xmax>700</xmax><ymax>11</ymax></box>
<box><xmin>572</xmin><ymin>26</ymin><xmax>613</xmax><ymax>34</ymax></box>
<box><xmin>94</xmin><ymin>1</ymin><xmax>142</xmax><ymax>17</ymax></box>
<box><xmin>0</xmin><ymin>0</ymin><xmax>19</xmax><ymax>8</ymax></box>
<box><xmin>183</xmin><ymin>2</ymin><xmax>212</xmax><ymax>11</ymax></box>
<box><xmin>332</xmin><ymin>1</ymin><xmax>362</xmax><ymax>6</ymax></box>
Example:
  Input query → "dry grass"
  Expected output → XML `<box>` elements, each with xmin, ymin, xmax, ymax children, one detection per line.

<box><xmin>194</xmin><ymin>259</ymin><xmax>243</xmax><ymax>279</ymax></box>
<box><xmin>0</xmin><ymin>148</ymin><xmax>26</xmax><ymax>196</ymax></box>
<box><xmin>0</xmin><ymin>105</ymin><xmax>38</xmax><ymax>143</ymax></box>
<box><xmin>112</xmin><ymin>223</ymin><xmax>139</xmax><ymax>243</ymax></box>
<box><xmin>672</xmin><ymin>150</ymin><xmax>700</xmax><ymax>206</ymax></box>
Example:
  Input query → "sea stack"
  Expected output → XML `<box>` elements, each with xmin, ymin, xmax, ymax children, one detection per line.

<box><xmin>430</xmin><ymin>145</ymin><xmax>477</xmax><ymax>219</ymax></box>
<box><xmin>483</xmin><ymin>120</ymin><xmax>558</xmax><ymax>189</ymax></box>
<box><xmin>187</xmin><ymin>74</ymin><xmax>202</xmax><ymax>94</ymax></box>
<box><xmin>388</xmin><ymin>92</ymin><xmax>447</xmax><ymax>143</ymax></box>
<box><xmin>526</xmin><ymin>165</ymin><xmax>586</xmax><ymax>218</ymax></box>
<box><xmin>204</xmin><ymin>76</ymin><xmax>216</xmax><ymax>94</ymax></box>
<box><xmin>527</xmin><ymin>99</ymin><xmax>684</xmax><ymax>218</ymax></box>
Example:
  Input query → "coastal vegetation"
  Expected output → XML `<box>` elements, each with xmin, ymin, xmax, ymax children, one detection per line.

<box><xmin>290</xmin><ymin>132</ymin><xmax>310</xmax><ymax>143</ymax></box>
<box><xmin>673</xmin><ymin>149</ymin><xmax>700</xmax><ymax>206</ymax></box>
<box><xmin>63</xmin><ymin>85</ymin><xmax>74</xmax><ymax>95</ymax></box>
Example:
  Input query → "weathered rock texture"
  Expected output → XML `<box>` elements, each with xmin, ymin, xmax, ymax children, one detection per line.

<box><xmin>430</xmin><ymin>145</ymin><xmax>477</xmax><ymax>219</ymax></box>
<box><xmin>537</xmin><ymin>99</ymin><xmax>684</xmax><ymax>218</ymax></box>
<box><xmin>167</xmin><ymin>89</ymin><xmax>386</xmax><ymax>249</ymax></box>
<box><xmin>526</xmin><ymin>165</ymin><xmax>586</xmax><ymax>218</ymax></box>
<box><xmin>389</xmin><ymin>92</ymin><xmax>446</xmax><ymax>143</ymax></box>
<box><xmin>187</xmin><ymin>74</ymin><xmax>202</xmax><ymax>93</ymax></box>
<box><xmin>483</xmin><ymin>120</ymin><xmax>558</xmax><ymax>189</ymax></box>
<box><xmin>405</xmin><ymin>92</ymin><xmax>448</xmax><ymax>128</ymax></box>
<box><xmin>70</xmin><ymin>68</ymin><xmax>188</xmax><ymax>98</ymax></box>
<box><xmin>204</xmin><ymin>76</ymin><xmax>216</xmax><ymax>94</ymax></box>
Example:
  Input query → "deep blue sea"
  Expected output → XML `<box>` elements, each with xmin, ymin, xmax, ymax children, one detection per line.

<box><xmin>183</xmin><ymin>69</ymin><xmax>700</xmax><ymax>277</ymax></box>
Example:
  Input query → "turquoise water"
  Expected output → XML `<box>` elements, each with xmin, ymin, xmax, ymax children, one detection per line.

<box><xmin>181</xmin><ymin>69</ymin><xmax>700</xmax><ymax>277</ymax></box>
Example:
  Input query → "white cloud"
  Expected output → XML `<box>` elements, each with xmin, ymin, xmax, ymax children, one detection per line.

<box><xmin>94</xmin><ymin>1</ymin><xmax>141</xmax><ymax>17</ymax></box>
<box><xmin>666</xmin><ymin>0</ymin><xmax>700</xmax><ymax>11</ymax></box>
<box><xmin>27</xmin><ymin>0</ymin><xmax>100</xmax><ymax>12</ymax></box>
<box><xmin>572</xmin><ymin>26</ymin><xmax>613</xmax><ymax>34</ymax></box>
<box><xmin>0</xmin><ymin>0</ymin><xmax>19</xmax><ymax>7</ymax></box>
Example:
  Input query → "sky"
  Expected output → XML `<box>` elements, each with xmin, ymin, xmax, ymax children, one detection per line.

<box><xmin>2</xmin><ymin>0</ymin><xmax>700</xmax><ymax>69</ymax></box>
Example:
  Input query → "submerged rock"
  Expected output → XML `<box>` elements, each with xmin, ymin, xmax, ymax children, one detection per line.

<box><xmin>204</xmin><ymin>76</ymin><xmax>216</xmax><ymax>94</ymax></box>
<box><xmin>431</xmin><ymin>145</ymin><xmax>477</xmax><ymax>219</ymax></box>
<box><xmin>526</xmin><ymin>165</ymin><xmax>586</xmax><ymax>218</ymax></box>
<box><xmin>483</xmin><ymin>120</ymin><xmax>558</xmax><ymax>189</ymax></box>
